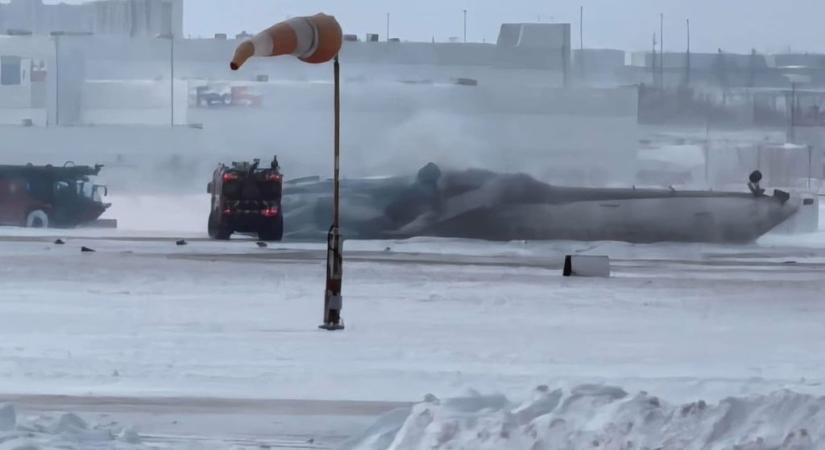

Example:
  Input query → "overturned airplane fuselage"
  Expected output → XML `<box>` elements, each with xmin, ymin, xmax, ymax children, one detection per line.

<box><xmin>282</xmin><ymin>167</ymin><xmax>799</xmax><ymax>244</ymax></box>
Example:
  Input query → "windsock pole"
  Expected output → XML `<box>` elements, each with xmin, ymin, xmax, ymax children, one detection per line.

<box><xmin>320</xmin><ymin>56</ymin><xmax>344</xmax><ymax>331</ymax></box>
<box><xmin>229</xmin><ymin>13</ymin><xmax>345</xmax><ymax>331</ymax></box>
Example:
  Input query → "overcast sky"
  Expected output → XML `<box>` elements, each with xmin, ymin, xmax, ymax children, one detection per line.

<box><xmin>34</xmin><ymin>0</ymin><xmax>825</xmax><ymax>54</ymax></box>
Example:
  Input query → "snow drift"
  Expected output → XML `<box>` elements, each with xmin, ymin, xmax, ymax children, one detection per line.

<box><xmin>343</xmin><ymin>384</ymin><xmax>825</xmax><ymax>450</ymax></box>
<box><xmin>0</xmin><ymin>404</ymin><xmax>147</xmax><ymax>450</ymax></box>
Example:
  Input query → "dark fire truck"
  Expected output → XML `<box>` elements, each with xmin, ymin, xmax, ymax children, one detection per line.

<box><xmin>207</xmin><ymin>157</ymin><xmax>284</xmax><ymax>241</ymax></box>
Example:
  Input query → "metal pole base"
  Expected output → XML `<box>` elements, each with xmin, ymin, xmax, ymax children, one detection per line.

<box><xmin>320</xmin><ymin>226</ymin><xmax>344</xmax><ymax>331</ymax></box>
<box><xmin>319</xmin><ymin>323</ymin><xmax>345</xmax><ymax>331</ymax></box>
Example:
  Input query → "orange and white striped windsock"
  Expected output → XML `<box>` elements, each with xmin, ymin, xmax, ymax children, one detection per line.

<box><xmin>230</xmin><ymin>13</ymin><xmax>342</xmax><ymax>70</ymax></box>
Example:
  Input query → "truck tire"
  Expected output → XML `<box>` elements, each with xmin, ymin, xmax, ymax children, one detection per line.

<box><xmin>26</xmin><ymin>210</ymin><xmax>49</xmax><ymax>228</ymax></box>
<box><xmin>258</xmin><ymin>216</ymin><xmax>284</xmax><ymax>241</ymax></box>
<box><xmin>208</xmin><ymin>211</ymin><xmax>232</xmax><ymax>240</ymax></box>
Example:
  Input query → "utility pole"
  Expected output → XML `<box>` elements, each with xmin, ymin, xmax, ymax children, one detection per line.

<box><xmin>54</xmin><ymin>34</ymin><xmax>60</xmax><ymax>127</ymax></box>
<box><xmin>789</xmin><ymin>82</ymin><xmax>797</xmax><ymax>143</ymax></box>
<box><xmin>704</xmin><ymin>118</ymin><xmax>711</xmax><ymax>187</ymax></box>
<box><xmin>659</xmin><ymin>13</ymin><xmax>664</xmax><ymax>89</ymax></box>
<box><xmin>157</xmin><ymin>33</ymin><xmax>175</xmax><ymax>127</ymax></box>
<box><xmin>685</xmin><ymin>19</ymin><xmax>691</xmax><ymax>86</ymax></box>
<box><xmin>386</xmin><ymin>12</ymin><xmax>390</xmax><ymax>41</ymax></box>
<box><xmin>579</xmin><ymin>6</ymin><xmax>584</xmax><ymax>51</ymax></box>
<box><xmin>170</xmin><ymin>34</ymin><xmax>175</xmax><ymax>127</ymax></box>
<box><xmin>652</xmin><ymin>32</ymin><xmax>658</xmax><ymax>86</ymax></box>
<box><xmin>715</xmin><ymin>48</ymin><xmax>728</xmax><ymax>96</ymax></box>
<box><xmin>748</xmin><ymin>49</ymin><xmax>757</xmax><ymax>88</ymax></box>
<box><xmin>463</xmin><ymin>9</ymin><xmax>467</xmax><ymax>42</ymax></box>
<box><xmin>562</xmin><ymin>41</ymin><xmax>569</xmax><ymax>88</ymax></box>
<box><xmin>579</xmin><ymin>6</ymin><xmax>584</xmax><ymax>79</ymax></box>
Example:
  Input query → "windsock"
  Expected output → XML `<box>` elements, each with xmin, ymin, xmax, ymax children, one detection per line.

<box><xmin>230</xmin><ymin>13</ymin><xmax>342</xmax><ymax>70</ymax></box>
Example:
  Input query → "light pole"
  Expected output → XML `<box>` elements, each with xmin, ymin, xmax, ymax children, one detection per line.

<box><xmin>685</xmin><ymin>19</ymin><xmax>691</xmax><ymax>86</ymax></box>
<box><xmin>386</xmin><ymin>12</ymin><xmax>390</xmax><ymax>41</ymax></box>
<box><xmin>651</xmin><ymin>32</ymin><xmax>657</xmax><ymax>86</ymax></box>
<box><xmin>53</xmin><ymin>33</ymin><xmax>61</xmax><ymax>127</ymax></box>
<box><xmin>157</xmin><ymin>33</ymin><xmax>175</xmax><ymax>127</ymax></box>
<box><xmin>659</xmin><ymin>13</ymin><xmax>664</xmax><ymax>88</ymax></box>
<box><xmin>579</xmin><ymin>6</ymin><xmax>584</xmax><ymax>50</ymax></box>
<box><xmin>579</xmin><ymin>6</ymin><xmax>584</xmax><ymax>79</ymax></box>
<box><xmin>463</xmin><ymin>9</ymin><xmax>467</xmax><ymax>42</ymax></box>
<box><xmin>231</xmin><ymin>14</ymin><xmax>345</xmax><ymax>331</ymax></box>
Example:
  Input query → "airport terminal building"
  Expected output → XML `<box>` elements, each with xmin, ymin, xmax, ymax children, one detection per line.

<box><xmin>0</xmin><ymin>0</ymin><xmax>822</xmax><ymax>186</ymax></box>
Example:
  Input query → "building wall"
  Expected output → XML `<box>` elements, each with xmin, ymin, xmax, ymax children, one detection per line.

<box><xmin>82</xmin><ymin>79</ymin><xmax>187</xmax><ymax>125</ymax></box>
<box><xmin>497</xmin><ymin>23</ymin><xmax>570</xmax><ymax>72</ymax></box>
<box><xmin>0</xmin><ymin>84</ymin><xmax>30</xmax><ymax>107</ymax></box>
<box><xmin>497</xmin><ymin>23</ymin><xmax>570</xmax><ymax>49</ymax></box>
<box><xmin>0</xmin><ymin>0</ymin><xmax>181</xmax><ymax>36</ymax></box>
<box><xmin>574</xmin><ymin>48</ymin><xmax>626</xmax><ymax>80</ymax></box>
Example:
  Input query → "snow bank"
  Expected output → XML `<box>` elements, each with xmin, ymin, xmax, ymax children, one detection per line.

<box><xmin>344</xmin><ymin>385</ymin><xmax>825</xmax><ymax>450</ymax></box>
<box><xmin>0</xmin><ymin>404</ymin><xmax>148</xmax><ymax>450</ymax></box>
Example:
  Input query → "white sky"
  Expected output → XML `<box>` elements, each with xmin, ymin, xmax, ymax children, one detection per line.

<box><xmin>34</xmin><ymin>0</ymin><xmax>825</xmax><ymax>54</ymax></box>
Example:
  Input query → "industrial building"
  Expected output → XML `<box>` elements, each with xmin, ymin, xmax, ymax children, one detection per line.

<box><xmin>0</xmin><ymin>0</ymin><xmax>823</xmax><ymax>187</ymax></box>
<box><xmin>0</xmin><ymin>0</ymin><xmax>183</xmax><ymax>37</ymax></box>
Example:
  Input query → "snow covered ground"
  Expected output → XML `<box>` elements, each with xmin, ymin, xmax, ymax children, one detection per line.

<box><xmin>0</xmin><ymin>403</ymin><xmax>147</xmax><ymax>450</ymax></box>
<box><xmin>3</xmin><ymin>232</ymin><xmax>825</xmax><ymax>402</ymax></box>
<box><xmin>1</xmin><ymin>202</ymin><xmax>825</xmax><ymax>448</ymax></box>
<box><xmin>343</xmin><ymin>385</ymin><xmax>825</xmax><ymax>450</ymax></box>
